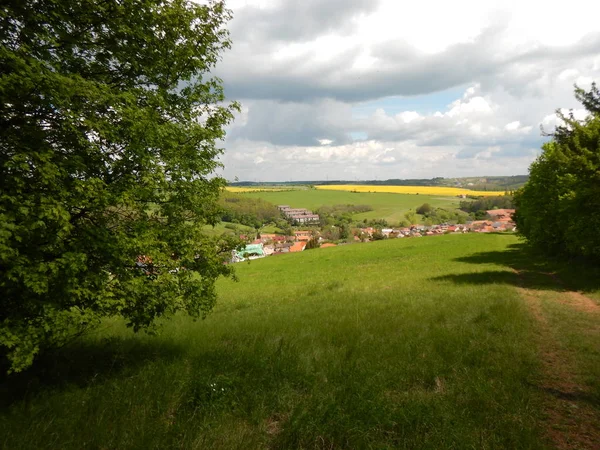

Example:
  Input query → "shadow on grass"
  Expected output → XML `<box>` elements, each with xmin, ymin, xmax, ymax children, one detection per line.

<box><xmin>0</xmin><ymin>335</ymin><xmax>184</xmax><ymax>409</ymax></box>
<box><xmin>431</xmin><ymin>243</ymin><xmax>600</xmax><ymax>294</ymax></box>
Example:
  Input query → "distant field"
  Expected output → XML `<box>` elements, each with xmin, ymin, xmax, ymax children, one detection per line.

<box><xmin>2</xmin><ymin>234</ymin><xmax>598</xmax><ymax>448</ymax></box>
<box><xmin>226</xmin><ymin>186</ymin><xmax>305</xmax><ymax>193</ymax></box>
<box><xmin>239</xmin><ymin>189</ymin><xmax>460</xmax><ymax>224</ymax></box>
<box><xmin>316</xmin><ymin>184</ymin><xmax>507</xmax><ymax>197</ymax></box>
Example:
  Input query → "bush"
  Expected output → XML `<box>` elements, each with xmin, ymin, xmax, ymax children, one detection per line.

<box><xmin>416</xmin><ymin>203</ymin><xmax>432</xmax><ymax>215</ymax></box>
<box><xmin>305</xmin><ymin>237</ymin><xmax>320</xmax><ymax>250</ymax></box>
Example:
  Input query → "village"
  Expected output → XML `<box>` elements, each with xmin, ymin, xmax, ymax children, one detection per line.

<box><xmin>232</xmin><ymin>206</ymin><xmax>516</xmax><ymax>262</ymax></box>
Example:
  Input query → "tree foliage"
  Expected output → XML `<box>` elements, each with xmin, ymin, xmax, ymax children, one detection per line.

<box><xmin>304</xmin><ymin>237</ymin><xmax>320</xmax><ymax>250</ymax></box>
<box><xmin>415</xmin><ymin>203</ymin><xmax>432</xmax><ymax>215</ymax></box>
<box><xmin>219</xmin><ymin>192</ymin><xmax>280</xmax><ymax>228</ymax></box>
<box><xmin>459</xmin><ymin>195</ymin><xmax>514</xmax><ymax>214</ymax></box>
<box><xmin>0</xmin><ymin>0</ymin><xmax>238</xmax><ymax>372</ymax></box>
<box><xmin>514</xmin><ymin>83</ymin><xmax>600</xmax><ymax>259</ymax></box>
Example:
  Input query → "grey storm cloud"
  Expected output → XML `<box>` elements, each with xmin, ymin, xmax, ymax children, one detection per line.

<box><xmin>228</xmin><ymin>99</ymin><xmax>352</xmax><ymax>146</ymax></box>
<box><xmin>221</xmin><ymin>8</ymin><xmax>600</xmax><ymax>104</ymax></box>
<box><xmin>361</xmin><ymin>115</ymin><xmax>544</xmax><ymax>148</ymax></box>
<box><xmin>230</xmin><ymin>0</ymin><xmax>380</xmax><ymax>44</ymax></box>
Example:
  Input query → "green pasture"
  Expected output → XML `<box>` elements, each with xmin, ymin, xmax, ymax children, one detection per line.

<box><xmin>1</xmin><ymin>234</ymin><xmax>599</xmax><ymax>449</ymax></box>
<box><xmin>202</xmin><ymin>222</ymin><xmax>283</xmax><ymax>237</ymax></box>
<box><xmin>201</xmin><ymin>222</ymin><xmax>254</xmax><ymax>236</ymax></box>
<box><xmin>240</xmin><ymin>189</ymin><xmax>460</xmax><ymax>224</ymax></box>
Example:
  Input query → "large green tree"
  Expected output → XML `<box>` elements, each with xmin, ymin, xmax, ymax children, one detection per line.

<box><xmin>0</xmin><ymin>0</ymin><xmax>239</xmax><ymax>372</ymax></box>
<box><xmin>514</xmin><ymin>83</ymin><xmax>600</xmax><ymax>259</ymax></box>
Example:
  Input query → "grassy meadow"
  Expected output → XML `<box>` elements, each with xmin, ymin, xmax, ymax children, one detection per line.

<box><xmin>2</xmin><ymin>234</ymin><xmax>599</xmax><ymax>449</ymax></box>
<box><xmin>238</xmin><ymin>188</ymin><xmax>461</xmax><ymax>224</ymax></box>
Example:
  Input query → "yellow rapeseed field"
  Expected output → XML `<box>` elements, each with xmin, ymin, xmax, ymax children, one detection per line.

<box><xmin>315</xmin><ymin>185</ymin><xmax>506</xmax><ymax>197</ymax></box>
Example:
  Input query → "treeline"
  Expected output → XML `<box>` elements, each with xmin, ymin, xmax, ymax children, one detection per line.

<box><xmin>459</xmin><ymin>195</ymin><xmax>514</xmax><ymax>219</ymax></box>
<box><xmin>317</xmin><ymin>204</ymin><xmax>372</xmax><ymax>217</ymax></box>
<box><xmin>447</xmin><ymin>176</ymin><xmax>528</xmax><ymax>191</ymax></box>
<box><xmin>411</xmin><ymin>204</ymin><xmax>468</xmax><ymax>225</ymax></box>
<box><xmin>219</xmin><ymin>192</ymin><xmax>281</xmax><ymax>228</ymax></box>
<box><xmin>515</xmin><ymin>83</ymin><xmax>600</xmax><ymax>260</ymax></box>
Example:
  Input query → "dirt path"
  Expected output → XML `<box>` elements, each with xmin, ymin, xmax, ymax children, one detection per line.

<box><xmin>561</xmin><ymin>291</ymin><xmax>600</xmax><ymax>315</ymax></box>
<box><xmin>516</xmin><ymin>282</ymin><xmax>600</xmax><ymax>449</ymax></box>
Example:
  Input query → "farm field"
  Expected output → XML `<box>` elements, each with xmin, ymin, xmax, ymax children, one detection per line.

<box><xmin>226</xmin><ymin>186</ymin><xmax>305</xmax><ymax>193</ymax></box>
<box><xmin>1</xmin><ymin>234</ymin><xmax>599</xmax><ymax>449</ymax></box>
<box><xmin>238</xmin><ymin>188</ymin><xmax>461</xmax><ymax>224</ymax></box>
<box><xmin>315</xmin><ymin>184</ymin><xmax>507</xmax><ymax>197</ymax></box>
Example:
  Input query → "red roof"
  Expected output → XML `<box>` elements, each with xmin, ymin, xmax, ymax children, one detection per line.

<box><xmin>487</xmin><ymin>209</ymin><xmax>515</xmax><ymax>216</ymax></box>
<box><xmin>289</xmin><ymin>242</ymin><xmax>306</xmax><ymax>252</ymax></box>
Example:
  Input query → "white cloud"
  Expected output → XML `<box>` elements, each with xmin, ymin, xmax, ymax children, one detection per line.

<box><xmin>398</xmin><ymin>111</ymin><xmax>421</xmax><ymax>123</ymax></box>
<box><xmin>217</xmin><ymin>0</ymin><xmax>600</xmax><ymax>180</ymax></box>
<box><xmin>318</xmin><ymin>139</ymin><xmax>334</xmax><ymax>145</ymax></box>
<box><xmin>446</xmin><ymin>96</ymin><xmax>494</xmax><ymax>118</ymax></box>
<box><xmin>504</xmin><ymin>121</ymin><xmax>521</xmax><ymax>131</ymax></box>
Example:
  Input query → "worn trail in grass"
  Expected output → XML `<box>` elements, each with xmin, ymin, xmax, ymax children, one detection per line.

<box><xmin>518</xmin><ymin>276</ymin><xmax>599</xmax><ymax>449</ymax></box>
<box><xmin>1</xmin><ymin>234</ymin><xmax>600</xmax><ymax>449</ymax></box>
<box><xmin>436</xmin><ymin>243</ymin><xmax>600</xmax><ymax>449</ymax></box>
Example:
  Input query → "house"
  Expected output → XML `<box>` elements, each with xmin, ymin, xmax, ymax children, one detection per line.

<box><xmin>381</xmin><ymin>228</ymin><xmax>394</xmax><ymax>237</ymax></box>
<box><xmin>259</xmin><ymin>234</ymin><xmax>288</xmax><ymax>244</ymax></box>
<box><xmin>360</xmin><ymin>227</ymin><xmax>375</xmax><ymax>236</ymax></box>
<box><xmin>467</xmin><ymin>220</ymin><xmax>493</xmax><ymax>231</ymax></box>
<box><xmin>279</xmin><ymin>205</ymin><xmax>320</xmax><ymax>224</ymax></box>
<box><xmin>289</xmin><ymin>241</ymin><xmax>307</xmax><ymax>252</ymax></box>
<box><xmin>294</xmin><ymin>230</ymin><xmax>312</xmax><ymax>241</ymax></box>
<box><xmin>486</xmin><ymin>209</ymin><xmax>515</xmax><ymax>221</ymax></box>
<box><xmin>288</xmin><ymin>213</ymin><xmax>320</xmax><ymax>224</ymax></box>
<box><xmin>232</xmin><ymin>243</ymin><xmax>265</xmax><ymax>262</ymax></box>
<box><xmin>320</xmin><ymin>243</ymin><xmax>337</xmax><ymax>248</ymax></box>
<box><xmin>274</xmin><ymin>242</ymin><xmax>293</xmax><ymax>253</ymax></box>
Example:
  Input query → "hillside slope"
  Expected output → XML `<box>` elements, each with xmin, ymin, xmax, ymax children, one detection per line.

<box><xmin>1</xmin><ymin>234</ymin><xmax>599</xmax><ymax>449</ymax></box>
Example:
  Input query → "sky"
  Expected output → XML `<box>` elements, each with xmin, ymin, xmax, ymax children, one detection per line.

<box><xmin>214</xmin><ymin>0</ymin><xmax>600</xmax><ymax>182</ymax></box>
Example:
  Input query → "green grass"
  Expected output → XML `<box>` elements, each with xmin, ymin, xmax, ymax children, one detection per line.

<box><xmin>202</xmin><ymin>222</ymin><xmax>284</xmax><ymax>237</ymax></box>
<box><xmin>201</xmin><ymin>221</ymin><xmax>256</xmax><ymax>237</ymax></box>
<box><xmin>541</xmin><ymin>292</ymin><xmax>600</xmax><ymax>399</ymax></box>
<box><xmin>2</xmin><ymin>234</ymin><xmax>599</xmax><ymax>449</ymax></box>
<box><xmin>241</xmin><ymin>189</ymin><xmax>460</xmax><ymax>224</ymax></box>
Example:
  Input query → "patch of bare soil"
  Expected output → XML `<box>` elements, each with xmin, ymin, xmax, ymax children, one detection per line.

<box><xmin>546</xmin><ymin>272</ymin><xmax>600</xmax><ymax>315</ymax></box>
<box><xmin>265</xmin><ymin>413</ymin><xmax>287</xmax><ymax>437</ymax></box>
<box><xmin>562</xmin><ymin>291</ymin><xmax>600</xmax><ymax>314</ymax></box>
<box><xmin>517</xmin><ymin>283</ymin><xmax>600</xmax><ymax>449</ymax></box>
